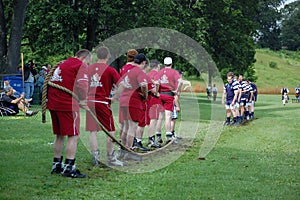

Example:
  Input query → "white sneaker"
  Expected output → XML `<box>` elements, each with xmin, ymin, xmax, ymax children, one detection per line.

<box><xmin>107</xmin><ymin>151</ymin><xmax>127</xmax><ymax>166</ymax></box>
<box><xmin>92</xmin><ymin>150</ymin><xmax>100</xmax><ymax>166</ymax></box>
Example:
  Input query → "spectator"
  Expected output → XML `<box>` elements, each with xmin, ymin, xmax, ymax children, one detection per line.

<box><xmin>16</xmin><ymin>66</ymin><xmax>22</xmax><ymax>74</ymax></box>
<box><xmin>0</xmin><ymin>86</ymin><xmax>38</xmax><ymax>116</ymax></box>
<box><xmin>212</xmin><ymin>84</ymin><xmax>218</xmax><ymax>101</ymax></box>
<box><xmin>2</xmin><ymin>78</ymin><xmax>22</xmax><ymax>98</ymax></box>
<box><xmin>24</xmin><ymin>60</ymin><xmax>37</xmax><ymax>101</ymax></box>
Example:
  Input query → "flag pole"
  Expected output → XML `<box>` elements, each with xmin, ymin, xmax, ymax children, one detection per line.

<box><xmin>21</xmin><ymin>53</ymin><xmax>24</xmax><ymax>94</ymax></box>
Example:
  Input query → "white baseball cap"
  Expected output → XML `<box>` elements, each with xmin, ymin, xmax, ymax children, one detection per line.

<box><xmin>164</xmin><ymin>57</ymin><xmax>172</xmax><ymax>65</ymax></box>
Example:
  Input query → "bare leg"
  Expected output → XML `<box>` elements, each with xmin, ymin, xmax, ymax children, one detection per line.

<box><xmin>148</xmin><ymin>119</ymin><xmax>157</xmax><ymax>138</ymax></box>
<box><xmin>66</xmin><ymin>135</ymin><xmax>79</xmax><ymax>159</ymax></box>
<box><xmin>165</xmin><ymin>110</ymin><xmax>172</xmax><ymax>133</ymax></box>
<box><xmin>136</xmin><ymin>126</ymin><xmax>144</xmax><ymax>139</ymax></box>
<box><xmin>90</xmin><ymin>131</ymin><xmax>98</xmax><ymax>152</ymax></box>
<box><xmin>107</xmin><ymin>131</ymin><xmax>116</xmax><ymax>155</ymax></box>
<box><xmin>54</xmin><ymin>134</ymin><xmax>64</xmax><ymax>158</ymax></box>
<box><xmin>156</xmin><ymin>111</ymin><xmax>164</xmax><ymax>133</ymax></box>
<box><xmin>121</xmin><ymin>120</ymin><xmax>129</xmax><ymax>146</ymax></box>
<box><xmin>126</xmin><ymin>120</ymin><xmax>138</xmax><ymax>148</ymax></box>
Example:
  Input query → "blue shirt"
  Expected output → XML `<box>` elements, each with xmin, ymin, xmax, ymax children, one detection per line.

<box><xmin>224</xmin><ymin>79</ymin><xmax>239</xmax><ymax>103</ymax></box>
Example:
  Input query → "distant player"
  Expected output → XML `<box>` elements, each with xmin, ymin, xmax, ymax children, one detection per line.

<box><xmin>281</xmin><ymin>87</ymin><xmax>289</xmax><ymax>106</ymax></box>
<box><xmin>222</xmin><ymin>72</ymin><xmax>239</xmax><ymax>126</ymax></box>
<box><xmin>85</xmin><ymin>46</ymin><xmax>125</xmax><ymax>167</ymax></box>
<box><xmin>154</xmin><ymin>57</ymin><xmax>182</xmax><ymax>144</ymax></box>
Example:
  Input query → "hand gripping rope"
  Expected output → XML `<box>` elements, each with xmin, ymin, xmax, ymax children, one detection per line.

<box><xmin>41</xmin><ymin>67</ymin><xmax>174</xmax><ymax>156</ymax></box>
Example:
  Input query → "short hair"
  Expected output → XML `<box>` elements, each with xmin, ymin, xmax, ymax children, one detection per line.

<box><xmin>134</xmin><ymin>53</ymin><xmax>147</xmax><ymax>64</ymax></box>
<box><xmin>75</xmin><ymin>49</ymin><xmax>91</xmax><ymax>60</ymax></box>
<box><xmin>96</xmin><ymin>46</ymin><xmax>110</xmax><ymax>59</ymax></box>
<box><xmin>150</xmin><ymin>60</ymin><xmax>160</xmax><ymax>68</ymax></box>
<box><xmin>227</xmin><ymin>71</ymin><xmax>234</xmax><ymax>78</ymax></box>
<box><xmin>4</xmin><ymin>86</ymin><xmax>12</xmax><ymax>93</ymax></box>
<box><xmin>126</xmin><ymin>49</ymin><xmax>138</xmax><ymax>62</ymax></box>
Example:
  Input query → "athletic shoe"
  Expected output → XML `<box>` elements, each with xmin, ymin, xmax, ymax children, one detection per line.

<box><xmin>156</xmin><ymin>136</ymin><xmax>163</xmax><ymax>144</ymax></box>
<box><xmin>166</xmin><ymin>134</ymin><xmax>173</xmax><ymax>144</ymax></box>
<box><xmin>107</xmin><ymin>151</ymin><xmax>127</xmax><ymax>166</ymax></box>
<box><xmin>61</xmin><ymin>165</ymin><xmax>86</xmax><ymax>178</ymax></box>
<box><xmin>92</xmin><ymin>150</ymin><xmax>100</xmax><ymax>166</ymax></box>
<box><xmin>61</xmin><ymin>169</ymin><xmax>86</xmax><ymax>178</ymax></box>
<box><xmin>174</xmin><ymin>134</ymin><xmax>183</xmax><ymax>140</ymax></box>
<box><xmin>148</xmin><ymin>138</ymin><xmax>161</xmax><ymax>148</ymax></box>
<box><xmin>223</xmin><ymin>121</ymin><xmax>230</xmax><ymax>126</ymax></box>
<box><xmin>135</xmin><ymin>141</ymin><xmax>150</xmax><ymax>151</ymax></box>
<box><xmin>51</xmin><ymin>162</ymin><xmax>64</xmax><ymax>174</ymax></box>
<box><xmin>25</xmin><ymin>98</ymin><xmax>32</xmax><ymax>102</ymax></box>
<box><xmin>234</xmin><ymin>121</ymin><xmax>240</xmax><ymax>126</ymax></box>
<box><xmin>25</xmin><ymin>110</ymin><xmax>39</xmax><ymax>116</ymax></box>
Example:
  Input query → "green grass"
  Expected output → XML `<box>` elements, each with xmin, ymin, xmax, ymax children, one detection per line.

<box><xmin>0</xmin><ymin>94</ymin><xmax>299</xmax><ymax>200</ymax></box>
<box><xmin>185</xmin><ymin>49</ymin><xmax>300</xmax><ymax>94</ymax></box>
<box><xmin>254</xmin><ymin>49</ymin><xmax>300</xmax><ymax>94</ymax></box>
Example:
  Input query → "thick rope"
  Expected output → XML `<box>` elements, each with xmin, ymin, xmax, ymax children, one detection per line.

<box><xmin>41</xmin><ymin>65</ymin><xmax>58</xmax><ymax>123</ymax></box>
<box><xmin>42</xmin><ymin>78</ymin><xmax>175</xmax><ymax>156</ymax></box>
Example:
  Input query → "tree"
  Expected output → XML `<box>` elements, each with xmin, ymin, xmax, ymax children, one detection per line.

<box><xmin>0</xmin><ymin>0</ymin><xmax>28</xmax><ymax>74</ymax></box>
<box><xmin>198</xmin><ymin>0</ymin><xmax>259</xmax><ymax>82</ymax></box>
<box><xmin>254</xmin><ymin>0</ymin><xmax>284</xmax><ymax>50</ymax></box>
<box><xmin>281</xmin><ymin>1</ymin><xmax>300</xmax><ymax>50</ymax></box>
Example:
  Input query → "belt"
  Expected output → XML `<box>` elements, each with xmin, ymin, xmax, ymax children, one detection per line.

<box><xmin>160</xmin><ymin>91</ymin><xmax>175</xmax><ymax>96</ymax></box>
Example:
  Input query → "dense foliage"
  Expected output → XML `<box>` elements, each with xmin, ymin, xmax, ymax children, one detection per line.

<box><xmin>0</xmin><ymin>0</ymin><xmax>299</xmax><ymax>82</ymax></box>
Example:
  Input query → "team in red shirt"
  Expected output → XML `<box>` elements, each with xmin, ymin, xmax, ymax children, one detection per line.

<box><xmin>47</xmin><ymin>47</ymin><xmax>182</xmax><ymax>177</ymax></box>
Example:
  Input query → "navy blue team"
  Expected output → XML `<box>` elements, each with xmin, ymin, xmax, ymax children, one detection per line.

<box><xmin>222</xmin><ymin>72</ymin><xmax>240</xmax><ymax>126</ymax></box>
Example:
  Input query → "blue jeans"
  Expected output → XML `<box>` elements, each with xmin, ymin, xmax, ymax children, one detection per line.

<box><xmin>24</xmin><ymin>82</ymin><xmax>34</xmax><ymax>99</ymax></box>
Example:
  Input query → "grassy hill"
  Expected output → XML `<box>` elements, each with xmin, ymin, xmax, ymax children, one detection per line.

<box><xmin>187</xmin><ymin>49</ymin><xmax>300</xmax><ymax>95</ymax></box>
<box><xmin>254</xmin><ymin>49</ymin><xmax>300</xmax><ymax>94</ymax></box>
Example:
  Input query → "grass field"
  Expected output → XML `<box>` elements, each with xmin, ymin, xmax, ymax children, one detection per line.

<box><xmin>187</xmin><ymin>49</ymin><xmax>300</xmax><ymax>95</ymax></box>
<box><xmin>0</xmin><ymin>93</ymin><xmax>299</xmax><ymax>200</ymax></box>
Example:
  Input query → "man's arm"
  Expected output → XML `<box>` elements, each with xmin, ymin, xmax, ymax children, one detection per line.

<box><xmin>140</xmin><ymin>83</ymin><xmax>148</xmax><ymax>100</ymax></box>
<box><xmin>109</xmin><ymin>81</ymin><xmax>126</xmax><ymax>103</ymax></box>
<box><xmin>232</xmin><ymin>90</ymin><xmax>239</xmax><ymax>105</ymax></box>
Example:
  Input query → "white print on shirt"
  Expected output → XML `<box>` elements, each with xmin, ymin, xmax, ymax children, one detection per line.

<box><xmin>123</xmin><ymin>75</ymin><xmax>132</xmax><ymax>89</ymax></box>
<box><xmin>160</xmin><ymin>74</ymin><xmax>169</xmax><ymax>84</ymax></box>
<box><xmin>51</xmin><ymin>67</ymin><xmax>63</xmax><ymax>82</ymax></box>
<box><xmin>90</xmin><ymin>73</ymin><xmax>103</xmax><ymax>87</ymax></box>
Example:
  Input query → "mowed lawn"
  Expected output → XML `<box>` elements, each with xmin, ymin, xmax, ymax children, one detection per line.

<box><xmin>0</xmin><ymin>93</ymin><xmax>299</xmax><ymax>200</ymax></box>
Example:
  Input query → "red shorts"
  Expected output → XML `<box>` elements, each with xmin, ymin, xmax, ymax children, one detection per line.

<box><xmin>159</xmin><ymin>94</ymin><xmax>174</xmax><ymax>111</ymax></box>
<box><xmin>121</xmin><ymin>106</ymin><xmax>143</xmax><ymax>123</ymax></box>
<box><xmin>86</xmin><ymin>101</ymin><xmax>115</xmax><ymax>132</ymax></box>
<box><xmin>138</xmin><ymin>101</ymin><xmax>150</xmax><ymax>127</ymax></box>
<box><xmin>50</xmin><ymin>110</ymin><xmax>80</xmax><ymax>136</ymax></box>
<box><xmin>149</xmin><ymin>96</ymin><xmax>164</xmax><ymax>119</ymax></box>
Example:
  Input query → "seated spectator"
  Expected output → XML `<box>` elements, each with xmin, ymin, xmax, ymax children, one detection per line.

<box><xmin>0</xmin><ymin>86</ymin><xmax>38</xmax><ymax>116</ymax></box>
<box><xmin>3</xmin><ymin>77</ymin><xmax>21</xmax><ymax>98</ymax></box>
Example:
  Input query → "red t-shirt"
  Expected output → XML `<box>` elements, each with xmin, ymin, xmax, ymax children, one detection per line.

<box><xmin>119</xmin><ymin>66</ymin><xmax>148</xmax><ymax>109</ymax></box>
<box><xmin>147</xmin><ymin>69</ymin><xmax>158</xmax><ymax>80</ymax></box>
<box><xmin>47</xmin><ymin>57</ymin><xmax>88</xmax><ymax>111</ymax></box>
<box><xmin>154</xmin><ymin>68</ymin><xmax>181</xmax><ymax>92</ymax></box>
<box><xmin>120</xmin><ymin>63</ymin><xmax>134</xmax><ymax>77</ymax></box>
<box><xmin>87</xmin><ymin>63</ymin><xmax>120</xmax><ymax>102</ymax></box>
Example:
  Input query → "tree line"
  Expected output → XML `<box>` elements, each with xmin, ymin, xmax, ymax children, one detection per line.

<box><xmin>0</xmin><ymin>0</ymin><xmax>299</xmax><ymax>82</ymax></box>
